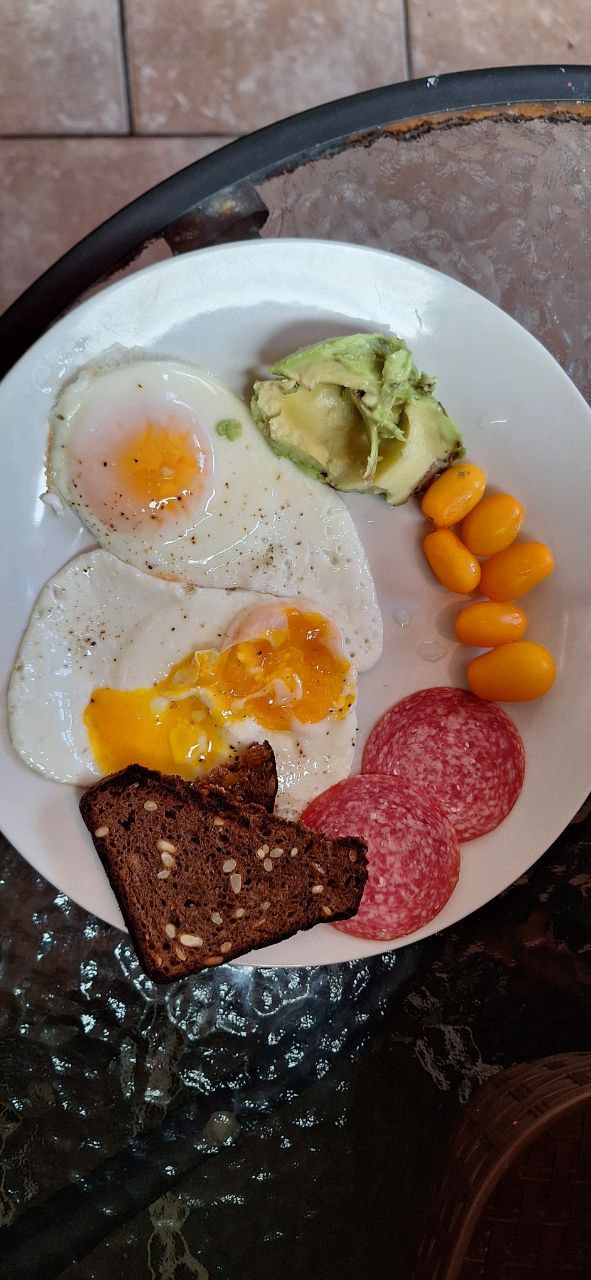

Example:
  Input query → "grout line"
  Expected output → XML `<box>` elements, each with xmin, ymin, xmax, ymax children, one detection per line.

<box><xmin>0</xmin><ymin>132</ymin><xmax>239</xmax><ymax>141</ymax></box>
<box><xmin>117</xmin><ymin>0</ymin><xmax>134</xmax><ymax>133</ymax></box>
<box><xmin>402</xmin><ymin>0</ymin><xmax>414</xmax><ymax>80</ymax></box>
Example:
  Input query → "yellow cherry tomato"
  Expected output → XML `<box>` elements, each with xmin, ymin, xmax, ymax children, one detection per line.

<box><xmin>479</xmin><ymin>541</ymin><xmax>554</xmax><ymax>601</ymax></box>
<box><xmin>455</xmin><ymin>601</ymin><xmax>527</xmax><ymax>647</ymax></box>
<box><xmin>467</xmin><ymin>641</ymin><xmax>556</xmax><ymax>702</ymax></box>
<box><xmin>461</xmin><ymin>493</ymin><xmax>525</xmax><ymax>556</ymax></box>
<box><xmin>424</xmin><ymin>529</ymin><xmax>481</xmax><ymax>594</ymax></box>
<box><xmin>421</xmin><ymin>462</ymin><xmax>487</xmax><ymax>527</ymax></box>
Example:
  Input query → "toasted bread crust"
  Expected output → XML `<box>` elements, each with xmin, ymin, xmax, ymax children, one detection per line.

<box><xmin>199</xmin><ymin>741</ymin><xmax>277</xmax><ymax>811</ymax></box>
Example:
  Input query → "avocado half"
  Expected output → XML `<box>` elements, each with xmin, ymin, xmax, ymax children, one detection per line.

<box><xmin>251</xmin><ymin>333</ymin><xmax>464</xmax><ymax>505</ymax></box>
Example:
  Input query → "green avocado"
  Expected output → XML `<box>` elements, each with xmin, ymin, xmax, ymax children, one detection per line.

<box><xmin>250</xmin><ymin>379</ymin><xmax>367</xmax><ymax>485</ymax></box>
<box><xmin>251</xmin><ymin>333</ymin><xmax>463</xmax><ymax>503</ymax></box>
<box><xmin>215</xmin><ymin>417</ymin><xmax>242</xmax><ymax>441</ymax></box>
<box><xmin>370</xmin><ymin>396</ymin><xmax>463</xmax><ymax>505</ymax></box>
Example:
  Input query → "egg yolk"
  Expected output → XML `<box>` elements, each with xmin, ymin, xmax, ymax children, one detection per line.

<box><xmin>83</xmin><ymin>609</ymin><xmax>355</xmax><ymax>780</ymax></box>
<box><xmin>113</xmin><ymin>419</ymin><xmax>209</xmax><ymax>516</ymax></box>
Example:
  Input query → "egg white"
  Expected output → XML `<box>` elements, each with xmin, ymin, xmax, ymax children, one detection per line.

<box><xmin>47</xmin><ymin>358</ymin><xmax>382</xmax><ymax>673</ymax></box>
<box><xmin>8</xmin><ymin>550</ymin><xmax>358</xmax><ymax>818</ymax></box>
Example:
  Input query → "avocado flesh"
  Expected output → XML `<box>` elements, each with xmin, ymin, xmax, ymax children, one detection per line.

<box><xmin>370</xmin><ymin>397</ymin><xmax>463</xmax><ymax>505</ymax></box>
<box><xmin>272</xmin><ymin>333</ymin><xmax>405</xmax><ymax>394</ymax></box>
<box><xmin>272</xmin><ymin>333</ymin><xmax>436</xmax><ymax>477</ymax></box>
<box><xmin>251</xmin><ymin>379</ymin><xmax>367</xmax><ymax>486</ymax></box>
<box><xmin>251</xmin><ymin>332</ymin><xmax>463</xmax><ymax>503</ymax></box>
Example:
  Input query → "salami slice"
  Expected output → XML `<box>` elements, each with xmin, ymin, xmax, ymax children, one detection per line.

<box><xmin>302</xmin><ymin>774</ymin><xmax>460</xmax><ymax>940</ymax></box>
<box><xmin>361</xmin><ymin>687</ymin><xmax>525</xmax><ymax>842</ymax></box>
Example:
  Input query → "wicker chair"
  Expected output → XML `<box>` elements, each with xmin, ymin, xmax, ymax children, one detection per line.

<box><xmin>413</xmin><ymin>1052</ymin><xmax>591</xmax><ymax>1279</ymax></box>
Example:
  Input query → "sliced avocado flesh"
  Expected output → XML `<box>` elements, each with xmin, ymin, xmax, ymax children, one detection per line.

<box><xmin>252</xmin><ymin>379</ymin><xmax>367</xmax><ymax>486</ymax></box>
<box><xmin>271</xmin><ymin>333</ymin><xmax>399</xmax><ymax>394</ymax></box>
<box><xmin>251</xmin><ymin>332</ymin><xmax>464</xmax><ymax>504</ymax></box>
<box><xmin>252</xmin><ymin>380</ymin><xmax>462</xmax><ymax>503</ymax></box>
<box><xmin>370</xmin><ymin>397</ymin><xmax>463</xmax><ymax>505</ymax></box>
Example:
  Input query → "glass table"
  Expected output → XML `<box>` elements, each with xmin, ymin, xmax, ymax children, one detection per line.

<box><xmin>1</xmin><ymin>68</ymin><xmax>590</xmax><ymax>1280</ymax></box>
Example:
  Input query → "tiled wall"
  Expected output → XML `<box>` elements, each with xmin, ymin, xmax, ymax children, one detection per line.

<box><xmin>1</xmin><ymin>0</ymin><xmax>590</xmax><ymax>311</ymax></box>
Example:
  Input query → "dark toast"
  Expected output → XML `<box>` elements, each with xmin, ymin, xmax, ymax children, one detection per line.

<box><xmin>79</xmin><ymin>766</ymin><xmax>367</xmax><ymax>982</ymax></box>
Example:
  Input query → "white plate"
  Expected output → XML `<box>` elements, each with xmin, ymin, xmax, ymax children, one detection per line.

<box><xmin>1</xmin><ymin>238</ymin><xmax>591</xmax><ymax>968</ymax></box>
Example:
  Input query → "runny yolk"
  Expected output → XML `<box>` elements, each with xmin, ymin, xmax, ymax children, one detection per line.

<box><xmin>83</xmin><ymin>609</ymin><xmax>355</xmax><ymax>781</ymax></box>
<box><xmin>113</xmin><ymin>419</ymin><xmax>209</xmax><ymax>515</ymax></box>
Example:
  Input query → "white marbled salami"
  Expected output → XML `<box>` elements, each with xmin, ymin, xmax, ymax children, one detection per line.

<box><xmin>302</xmin><ymin>774</ymin><xmax>460</xmax><ymax>940</ymax></box>
<box><xmin>361</xmin><ymin>687</ymin><xmax>525</xmax><ymax>842</ymax></box>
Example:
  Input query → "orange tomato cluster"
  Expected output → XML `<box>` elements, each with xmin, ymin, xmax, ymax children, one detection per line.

<box><xmin>421</xmin><ymin>463</ymin><xmax>555</xmax><ymax>702</ymax></box>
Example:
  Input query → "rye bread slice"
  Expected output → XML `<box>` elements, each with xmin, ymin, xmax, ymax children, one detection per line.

<box><xmin>79</xmin><ymin>767</ymin><xmax>367</xmax><ymax>982</ymax></box>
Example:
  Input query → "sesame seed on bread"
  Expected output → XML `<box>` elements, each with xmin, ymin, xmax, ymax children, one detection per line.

<box><xmin>79</xmin><ymin>763</ymin><xmax>367</xmax><ymax>981</ymax></box>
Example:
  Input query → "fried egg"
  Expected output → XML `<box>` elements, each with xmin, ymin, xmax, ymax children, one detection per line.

<box><xmin>8</xmin><ymin>551</ymin><xmax>359</xmax><ymax>817</ymax></box>
<box><xmin>46</xmin><ymin>357</ymin><xmax>382</xmax><ymax>672</ymax></box>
